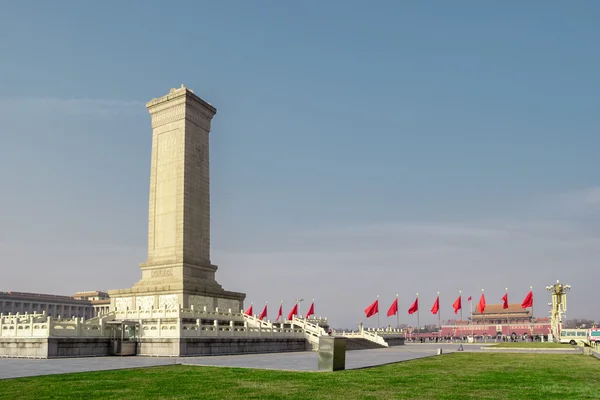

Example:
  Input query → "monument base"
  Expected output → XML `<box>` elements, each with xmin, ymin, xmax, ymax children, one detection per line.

<box><xmin>0</xmin><ymin>337</ymin><xmax>309</xmax><ymax>358</ymax></box>
<box><xmin>0</xmin><ymin>338</ymin><xmax>112</xmax><ymax>359</ymax></box>
<box><xmin>108</xmin><ymin>262</ymin><xmax>246</xmax><ymax>314</ymax></box>
<box><xmin>138</xmin><ymin>337</ymin><xmax>309</xmax><ymax>357</ymax></box>
<box><xmin>108</xmin><ymin>286</ymin><xmax>245</xmax><ymax>315</ymax></box>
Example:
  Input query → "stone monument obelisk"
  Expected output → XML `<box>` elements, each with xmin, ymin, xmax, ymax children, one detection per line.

<box><xmin>109</xmin><ymin>85</ymin><xmax>246</xmax><ymax>313</ymax></box>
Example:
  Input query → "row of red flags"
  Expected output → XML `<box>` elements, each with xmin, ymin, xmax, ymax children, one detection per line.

<box><xmin>365</xmin><ymin>290</ymin><xmax>534</xmax><ymax>318</ymax></box>
<box><xmin>243</xmin><ymin>301</ymin><xmax>315</xmax><ymax>322</ymax></box>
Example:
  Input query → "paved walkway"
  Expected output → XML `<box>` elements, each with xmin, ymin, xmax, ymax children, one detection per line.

<box><xmin>0</xmin><ymin>343</ymin><xmax>478</xmax><ymax>380</ymax></box>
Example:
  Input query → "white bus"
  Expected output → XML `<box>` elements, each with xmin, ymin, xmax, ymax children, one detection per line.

<box><xmin>559</xmin><ymin>328</ymin><xmax>588</xmax><ymax>344</ymax></box>
<box><xmin>589</xmin><ymin>328</ymin><xmax>600</xmax><ymax>344</ymax></box>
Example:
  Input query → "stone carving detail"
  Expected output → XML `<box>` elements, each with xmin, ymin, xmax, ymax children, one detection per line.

<box><xmin>115</xmin><ymin>297</ymin><xmax>133</xmax><ymax>311</ymax></box>
<box><xmin>189</xmin><ymin>295</ymin><xmax>212</xmax><ymax>311</ymax></box>
<box><xmin>151</xmin><ymin>268</ymin><xmax>173</xmax><ymax>278</ymax></box>
<box><xmin>151</xmin><ymin>104</ymin><xmax>185</xmax><ymax>128</ymax></box>
<box><xmin>137</xmin><ymin>296</ymin><xmax>154</xmax><ymax>310</ymax></box>
<box><xmin>150</xmin><ymin>104</ymin><xmax>212</xmax><ymax>131</ymax></box>
<box><xmin>217</xmin><ymin>298</ymin><xmax>242</xmax><ymax>313</ymax></box>
<box><xmin>159</xmin><ymin>294</ymin><xmax>179</xmax><ymax>309</ymax></box>
<box><xmin>186</xmin><ymin>107</ymin><xmax>211</xmax><ymax>131</ymax></box>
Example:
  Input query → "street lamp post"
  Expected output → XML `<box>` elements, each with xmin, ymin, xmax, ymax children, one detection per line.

<box><xmin>545</xmin><ymin>280</ymin><xmax>571</xmax><ymax>342</ymax></box>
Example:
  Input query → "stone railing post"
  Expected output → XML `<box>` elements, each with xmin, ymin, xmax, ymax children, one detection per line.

<box><xmin>230</xmin><ymin>321</ymin><xmax>234</xmax><ymax>337</ymax></box>
<box><xmin>176</xmin><ymin>317</ymin><xmax>182</xmax><ymax>338</ymax></box>
<box><xmin>157</xmin><ymin>318</ymin><xmax>162</xmax><ymax>338</ymax></box>
<box><xmin>196</xmin><ymin>319</ymin><xmax>201</xmax><ymax>337</ymax></box>
<box><xmin>244</xmin><ymin>321</ymin><xmax>249</xmax><ymax>337</ymax></box>
<box><xmin>0</xmin><ymin>315</ymin><xmax>3</xmax><ymax>337</ymax></box>
<box><xmin>214</xmin><ymin>320</ymin><xmax>219</xmax><ymax>337</ymax></box>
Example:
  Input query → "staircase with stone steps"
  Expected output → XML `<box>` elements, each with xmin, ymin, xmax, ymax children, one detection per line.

<box><xmin>345</xmin><ymin>337</ymin><xmax>388</xmax><ymax>350</ymax></box>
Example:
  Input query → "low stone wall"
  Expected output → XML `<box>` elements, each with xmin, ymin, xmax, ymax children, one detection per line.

<box><xmin>0</xmin><ymin>338</ymin><xmax>112</xmax><ymax>358</ymax></box>
<box><xmin>0</xmin><ymin>338</ymin><xmax>49</xmax><ymax>358</ymax></box>
<box><xmin>50</xmin><ymin>338</ymin><xmax>112</xmax><ymax>358</ymax></box>
<box><xmin>138</xmin><ymin>338</ymin><xmax>310</xmax><ymax>357</ymax></box>
<box><xmin>1</xmin><ymin>337</ymin><xmax>309</xmax><ymax>358</ymax></box>
<box><xmin>385</xmin><ymin>337</ymin><xmax>405</xmax><ymax>346</ymax></box>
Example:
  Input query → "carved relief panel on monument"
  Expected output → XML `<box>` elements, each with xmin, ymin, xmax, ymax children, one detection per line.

<box><xmin>136</xmin><ymin>296</ymin><xmax>155</xmax><ymax>310</ymax></box>
<box><xmin>217</xmin><ymin>298</ymin><xmax>243</xmax><ymax>314</ymax></box>
<box><xmin>115</xmin><ymin>297</ymin><xmax>133</xmax><ymax>311</ymax></box>
<box><xmin>159</xmin><ymin>294</ymin><xmax>179</xmax><ymax>309</ymax></box>
<box><xmin>189</xmin><ymin>295</ymin><xmax>212</xmax><ymax>311</ymax></box>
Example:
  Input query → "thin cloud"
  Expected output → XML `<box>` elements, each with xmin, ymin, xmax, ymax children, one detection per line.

<box><xmin>556</xmin><ymin>186</ymin><xmax>600</xmax><ymax>209</ymax></box>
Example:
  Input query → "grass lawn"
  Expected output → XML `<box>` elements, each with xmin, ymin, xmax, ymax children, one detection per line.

<box><xmin>488</xmin><ymin>342</ymin><xmax>573</xmax><ymax>348</ymax></box>
<box><xmin>0</xmin><ymin>353</ymin><xmax>599</xmax><ymax>400</ymax></box>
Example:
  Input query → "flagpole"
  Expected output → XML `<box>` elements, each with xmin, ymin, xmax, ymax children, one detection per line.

<box><xmin>459</xmin><ymin>289</ymin><xmax>463</xmax><ymax>323</ymax></box>
<box><xmin>530</xmin><ymin>285</ymin><xmax>534</xmax><ymax>334</ymax></box>
<box><xmin>470</xmin><ymin>296</ymin><xmax>473</xmax><ymax>338</ymax></box>
<box><xmin>396</xmin><ymin>293</ymin><xmax>399</xmax><ymax>330</ymax></box>
<box><xmin>416</xmin><ymin>292</ymin><xmax>420</xmax><ymax>335</ymax></box>
<box><xmin>505</xmin><ymin>287</ymin><xmax>509</xmax><ymax>337</ymax></box>
<box><xmin>480</xmin><ymin>288</ymin><xmax>484</xmax><ymax>331</ymax></box>
<box><xmin>437</xmin><ymin>292</ymin><xmax>441</xmax><ymax>329</ymax></box>
<box><xmin>377</xmin><ymin>295</ymin><xmax>380</xmax><ymax>330</ymax></box>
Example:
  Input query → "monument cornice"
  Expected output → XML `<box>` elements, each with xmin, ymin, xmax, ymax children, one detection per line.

<box><xmin>146</xmin><ymin>84</ymin><xmax>216</xmax><ymax>114</ymax></box>
<box><xmin>147</xmin><ymin>87</ymin><xmax>216</xmax><ymax>131</ymax></box>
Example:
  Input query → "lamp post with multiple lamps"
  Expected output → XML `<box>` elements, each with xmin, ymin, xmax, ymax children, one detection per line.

<box><xmin>545</xmin><ymin>280</ymin><xmax>571</xmax><ymax>341</ymax></box>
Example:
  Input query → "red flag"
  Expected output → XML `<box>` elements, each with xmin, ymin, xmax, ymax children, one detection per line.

<box><xmin>452</xmin><ymin>296</ymin><xmax>462</xmax><ymax>314</ymax></box>
<box><xmin>477</xmin><ymin>293</ymin><xmax>486</xmax><ymax>313</ymax></box>
<box><xmin>502</xmin><ymin>293</ymin><xmax>509</xmax><ymax>310</ymax></box>
<box><xmin>365</xmin><ymin>299</ymin><xmax>379</xmax><ymax>318</ymax></box>
<box><xmin>387</xmin><ymin>298</ymin><xmax>398</xmax><ymax>317</ymax></box>
<box><xmin>258</xmin><ymin>304</ymin><xmax>268</xmax><ymax>320</ymax></box>
<box><xmin>408</xmin><ymin>297</ymin><xmax>419</xmax><ymax>315</ymax></box>
<box><xmin>467</xmin><ymin>295</ymin><xmax>472</xmax><ymax>302</ymax></box>
<box><xmin>276</xmin><ymin>304</ymin><xmax>283</xmax><ymax>321</ymax></box>
<box><xmin>244</xmin><ymin>305</ymin><xmax>253</xmax><ymax>316</ymax></box>
<box><xmin>521</xmin><ymin>291</ymin><xmax>533</xmax><ymax>308</ymax></box>
<box><xmin>287</xmin><ymin>303</ymin><xmax>298</xmax><ymax>320</ymax></box>
<box><xmin>431</xmin><ymin>297</ymin><xmax>439</xmax><ymax>315</ymax></box>
<box><xmin>306</xmin><ymin>301</ymin><xmax>315</xmax><ymax>318</ymax></box>
<box><xmin>442</xmin><ymin>320</ymin><xmax>445</xmax><ymax>324</ymax></box>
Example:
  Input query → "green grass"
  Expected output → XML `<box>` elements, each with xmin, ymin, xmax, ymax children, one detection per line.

<box><xmin>0</xmin><ymin>353</ymin><xmax>599</xmax><ymax>400</ymax></box>
<box><xmin>488</xmin><ymin>342</ymin><xmax>573</xmax><ymax>348</ymax></box>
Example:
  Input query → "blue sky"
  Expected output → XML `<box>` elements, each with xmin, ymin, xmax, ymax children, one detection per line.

<box><xmin>1</xmin><ymin>1</ymin><xmax>599</xmax><ymax>327</ymax></box>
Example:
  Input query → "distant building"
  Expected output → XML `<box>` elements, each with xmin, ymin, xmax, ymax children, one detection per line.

<box><xmin>438</xmin><ymin>303</ymin><xmax>551</xmax><ymax>337</ymax></box>
<box><xmin>472</xmin><ymin>303</ymin><xmax>532</xmax><ymax>324</ymax></box>
<box><xmin>0</xmin><ymin>291</ymin><xmax>110</xmax><ymax>319</ymax></box>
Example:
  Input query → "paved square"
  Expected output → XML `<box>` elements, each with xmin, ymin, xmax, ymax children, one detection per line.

<box><xmin>0</xmin><ymin>344</ymin><xmax>479</xmax><ymax>380</ymax></box>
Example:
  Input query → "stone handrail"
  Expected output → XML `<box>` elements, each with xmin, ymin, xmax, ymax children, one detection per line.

<box><xmin>361</xmin><ymin>330</ymin><xmax>389</xmax><ymax>347</ymax></box>
<box><xmin>335</xmin><ymin>327</ymin><xmax>390</xmax><ymax>347</ymax></box>
<box><xmin>0</xmin><ymin>308</ymin><xmax>319</xmax><ymax>343</ymax></box>
<box><xmin>291</xmin><ymin>316</ymin><xmax>328</xmax><ymax>350</ymax></box>
<box><xmin>114</xmin><ymin>306</ymin><xmax>245</xmax><ymax>321</ymax></box>
<box><xmin>0</xmin><ymin>312</ymin><xmax>117</xmax><ymax>338</ymax></box>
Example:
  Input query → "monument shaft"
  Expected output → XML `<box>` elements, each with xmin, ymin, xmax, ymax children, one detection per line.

<box><xmin>109</xmin><ymin>86</ymin><xmax>245</xmax><ymax>312</ymax></box>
